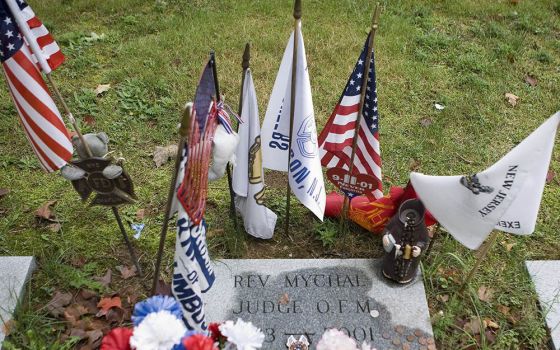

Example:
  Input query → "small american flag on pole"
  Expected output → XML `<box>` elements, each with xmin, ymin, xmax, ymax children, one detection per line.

<box><xmin>0</xmin><ymin>0</ymin><xmax>72</xmax><ymax>172</ymax></box>
<box><xmin>318</xmin><ymin>34</ymin><xmax>382</xmax><ymax>199</ymax></box>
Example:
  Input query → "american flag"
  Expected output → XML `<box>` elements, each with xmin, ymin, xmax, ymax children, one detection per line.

<box><xmin>318</xmin><ymin>34</ymin><xmax>382</xmax><ymax>199</ymax></box>
<box><xmin>177</xmin><ymin>59</ymin><xmax>219</xmax><ymax>225</ymax></box>
<box><xmin>0</xmin><ymin>0</ymin><xmax>71</xmax><ymax>172</ymax></box>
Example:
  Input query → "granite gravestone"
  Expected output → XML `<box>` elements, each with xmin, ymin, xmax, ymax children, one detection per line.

<box><xmin>526</xmin><ymin>260</ymin><xmax>560</xmax><ymax>350</ymax></box>
<box><xmin>205</xmin><ymin>259</ymin><xmax>435</xmax><ymax>349</ymax></box>
<box><xmin>0</xmin><ymin>256</ymin><xmax>36</xmax><ymax>347</ymax></box>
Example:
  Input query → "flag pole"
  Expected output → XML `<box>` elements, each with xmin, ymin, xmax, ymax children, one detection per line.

<box><xmin>460</xmin><ymin>231</ymin><xmax>500</xmax><ymax>292</ymax></box>
<box><xmin>285</xmin><ymin>0</ymin><xmax>302</xmax><ymax>236</ymax></box>
<box><xmin>210</xmin><ymin>52</ymin><xmax>239</xmax><ymax>230</ymax></box>
<box><xmin>151</xmin><ymin>104</ymin><xmax>192</xmax><ymax>295</ymax></box>
<box><xmin>340</xmin><ymin>4</ymin><xmax>381</xmax><ymax>222</ymax></box>
<box><xmin>237</xmin><ymin>43</ymin><xmax>251</xmax><ymax>132</ymax></box>
<box><xmin>45</xmin><ymin>74</ymin><xmax>143</xmax><ymax>276</ymax></box>
<box><xmin>45</xmin><ymin>75</ymin><xmax>93</xmax><ymax>162</ymax></box>
<box><xmin>424</xmin><ymin>223</ymin><xmax>441</xmax><ymax>257</ymax></box>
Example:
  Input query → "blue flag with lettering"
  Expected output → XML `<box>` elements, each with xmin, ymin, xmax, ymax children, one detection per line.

<box><xmin>172</xmin><ymin>145</ymin><xmax>216</xmax><ymax>331</ymax></box>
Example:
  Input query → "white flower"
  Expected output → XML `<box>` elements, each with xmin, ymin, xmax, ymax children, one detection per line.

<box><xmin>130</xmin><ymin>310</ymin><xmax>186</xmax><ymax>350</ymax></box>
<box><xmin>316</xmin><ymin>329</ymin><xmax>358</xmax><ymax>350</ymax></box>
<box><xmin>219</xmin><ymin>318</ymin><xmax>265</xmax><ymax>350</ymax></box>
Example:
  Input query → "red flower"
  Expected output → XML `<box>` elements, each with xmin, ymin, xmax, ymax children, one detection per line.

<box><xmin>182</xmin><ymin>334</ymin><xmax>217</xmax><ymax>350</ymax></box>
<box><xmin>101</xmin><ymin>328</ymin><xmax>133</xmax><ymax>350</ymax></box>
<box><xmin>207</xmin><ymin>322</ymin><xmax>224</xmax><ymax>343</ymax></box>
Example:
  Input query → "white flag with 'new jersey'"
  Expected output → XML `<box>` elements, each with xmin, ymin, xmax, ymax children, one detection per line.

<box><xmin>410</xmin><ymin>111</ymin><xmax>560</xmax><ymax>249</ymax></box>
<box><xmin>233</xmin><ymin>69</ymin><xmax>277</xmax><ymax>239</ymax></box>
<box><xmin>261</xmin><ymin>23</ymin><xmax>326</xmax><ymax>220</ymax></box>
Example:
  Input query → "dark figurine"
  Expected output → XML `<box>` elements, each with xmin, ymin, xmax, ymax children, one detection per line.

<box><xmin>382</xmin><ymin>199</ymin><xmax>429</xmax><ymax>284</ymax></box>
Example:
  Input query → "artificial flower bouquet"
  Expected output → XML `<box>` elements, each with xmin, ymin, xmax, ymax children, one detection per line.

<box><xmin>100</xmin><ymin>296</ymin><xmax>377</xmax><ymax>350</ymax></box>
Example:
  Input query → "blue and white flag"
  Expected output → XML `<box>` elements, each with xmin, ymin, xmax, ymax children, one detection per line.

<box><xmin>172</xmin><ymin>143</ymin><xmax>215</xmax><ymax>331</ymax></box>
<box><xmin>261</xmin><ymin>22</ymin><xmax>326</xmax><ymax>220</ymax></box>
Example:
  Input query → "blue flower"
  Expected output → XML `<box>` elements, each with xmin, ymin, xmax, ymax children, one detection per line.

<box><xmin>132</xmin><ymin>295</ymin><xmax>183</xmax><ymax>326</ymax></box>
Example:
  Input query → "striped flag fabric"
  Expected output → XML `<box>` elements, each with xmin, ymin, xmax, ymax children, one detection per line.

<box><xmin>318</xmin><ymin>34</ymin><xmax>382</xmax><ymax>199</ymax></box>
<box><xmin>4</xmin><ymin>0</ymin><xmax>65</xmax><ymax>73</ymax></box>
<box><xmin>0</xmin><ymin>0</ymin><xmax>72</xmax><ymax>172</ymax></box>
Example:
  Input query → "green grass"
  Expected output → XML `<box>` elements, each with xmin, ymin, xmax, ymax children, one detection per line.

<box><xmin>0</xmin><ymin>0</ymin><xmax>559</xmax><ymax>348</ymax></box>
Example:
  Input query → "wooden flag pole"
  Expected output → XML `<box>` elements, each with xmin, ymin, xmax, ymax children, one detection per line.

<box><xmin>340</xmin><ymin>4</ymin><xmax>381</xmax><ymax>222</ymax></box>
<box><xmin>237</xmin><ymin>43</ymin><xmax>251</xmax><ymax>131</ymax></box>
<box><xmin>151</xmin><ymin>105</ymin><xmax>192</xmax><ymax>295</ymax></box>
<box><xmin>46</xmin><ymin>74</ymin><xmax>93</xmax><ymax>161</ymax></box>
<box><xmin>285</xmin><ymin>0</ymin><xmax>302</xmax><ymax>236</ymax></box>
<box><xmin>46</xmin><ymin>74</ymin><xmax>143</xmax><ymax>276</ymax></box>
<box><xmin>210</xmin><ymin>52</ymin><xmax>239</xmax><ymax>230</ymax></box>
<box><xmin>460</xmin><ymin>231</ymin><xmax>500</xmax><ymax>292</ymax></box>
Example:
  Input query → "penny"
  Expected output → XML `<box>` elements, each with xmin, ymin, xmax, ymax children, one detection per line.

<box><xmin>427</xmin><ymin>345</ymin><xmax>436</xmax><ymax>350</ymax></box>
<box><xmin>414</xmin><ymin>329</ymin><xmax>423</xmax><ymax>337</ymax></box>
<box><xmin>392</xmin><ymin>337</ymin><xmax>401</xmax><ymax>346</ymax></box>
<box><xmin>395</xmin><ymin>325</ymin><xmax>405</xmax><ymax>334</ymax></box>
<box><xmin>402</xmin><ymin>344</ymin><xmax>411</xmax><ymax>350</ymax></box>
<box><xmin>407</xmin><ymin>334</ymin><xmax>416</xmax><ymax>342</ymax></box>
<box><xmin>418</xmin><ymin>337</ymin><xmax>427</xmax><ymax>345</ymax></box>
<box><xmin>427</xmin><ymin>337</ymin><xmax>435</xmax><ymax>345</ymax></box>
<box><xmin>382</xmin><ymin>332</ymin><xmax>391</xmax><ymax>339</ymax></box>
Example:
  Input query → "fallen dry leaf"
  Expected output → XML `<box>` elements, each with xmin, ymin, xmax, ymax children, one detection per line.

<box><xmin>93</xmin><ymin>269</ymin><xmax>112</xmax><ymax>288</ymax></box>
<box><xmin>409</xmin><ymin>158</ymin><xmax>421</xmax><ymax>171</ymax></box>
<box><xmin>71</xmin><ymin>256</ymin><xmax>87</xmax><ymax>268</ymax></box>
<box><xmin>94</xmin><ymin>84</ymin><xmax>111</xmax><ymax>96</ymax></box>
<box><xmin>116</xmin><ymin>265</ymin><xmax>137</xmax><ymax>280</ymax></box>
<box><xmin>478</xmin><ymin>285</ymin><xmax>495</xmax><ymax>303</ymax></box>
<box><xmin>154</xmin><ymin>279</ymin><xmax>172</xmax><ymax>296</ymax></box>
<box><xmin>136</xmin><ymin>208</ymin><xmax>146</xmax><ymax>220</ymax></box>
<box><xmin>463</xmin><ymin>318</ymin><xmax>482</xmax><ymax>335</ymax></box>
<box><xmin>546</xmin><ymin>169</ymin><xmax>555</xmax><ymax>184</ymax></box>
<box><xmin>505</xmin><ymin>93</ymin><xmax>519</xmax><ymax>107</ymax></box>
<box><xmin>64</xmin><ymin>304</ymin><xmax>89</xmax><ymax>326</ymax></box>
<box><xmin>105</xmin><ymin>307</ymin><xmax>125</xmax><ymax>324</ymax></box>
<box><xmin>524</xmin><ymin>74</ymin><xmax>537</xmax><ymax>87</ymax></box>
<box><xmin>79</xmin><ymin>289</ymin><xmax>98</xmax><ymax>300</ymax></box>
<box><xmin>84</xmin><ymin>115</ymin><xmax>96</xmax><ymax>126</ymax></box>
<box><xmin>497</xmin><ymin>304</ymin><xmax>510</xmax><ymax>316</ymax></box>
<box><xmin>35</xmin><ymin>200</ymin><xmax>58</xmax><ymax>222</ymax></box>
<box><xmin>153</xmin><ymin>145</ymin><xmax>178</xmax><ymax>167</ymax></box>
<box><xmin>0</xmin><ymin>188</ymin><xmax>9</xmax><ymax>199</ymax></box>
<box><xmin>86</xmin><ymin>329</ymin><xmax>104</xmax><ymax>348</ymax></box>
<box><xmin>46</xmin><ymin>291</ymin><xmax>73</xmax><ymax>317</ymax></box>
<box><xmin>96</xmin><ymin>296</ymin><xmax>122</xmax><ymax>317</ymax></box>
<box><xmin>419</xmin><ymin>117</ymin><xmax>433</xmax><ymax>127</ymax></box>
<box><xmin>69</xmin><ymin>327</ymin><xmax>88</xmax><ymax>340</ymax></box>
<box><xmin>436</xmin><ymin>294</ymin><xmax>449</xmax><ymax>303</ymax></box>
<box><xmin>485</xmin><ymin>318</ymin><xmax>500</xmax><ymax>329</ymax></box>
